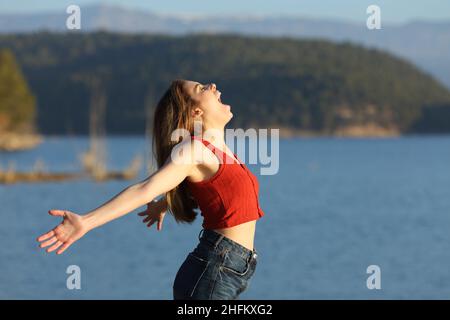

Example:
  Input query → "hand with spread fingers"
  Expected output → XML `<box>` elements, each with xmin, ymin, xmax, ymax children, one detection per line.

<box><xmin>37</xmin><ymin>210</ymin><xmax>88</xmax><ymax>255</ymax></box>
<box><xmin>138</xmin><ymin>198</ymin><xmax>168</xmax><ymax>231</ymax></box>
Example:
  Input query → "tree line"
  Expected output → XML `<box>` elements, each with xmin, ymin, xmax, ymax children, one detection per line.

<box><xmin>0</xmin><ymin>32</ymin><xmax>449</xmax><ymax>135</ymax></box>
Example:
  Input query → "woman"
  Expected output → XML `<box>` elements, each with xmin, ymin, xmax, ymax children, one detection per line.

<box><xmin>36</xmin><ymin>79</ymin><xmax>265</xmax><ymax>300</ymax></box>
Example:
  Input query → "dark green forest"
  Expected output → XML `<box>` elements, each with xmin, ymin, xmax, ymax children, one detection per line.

<box><xmin>1</xmin><ymin>32</ymin><xmax>450</xmax><ymax>135</ymax></box>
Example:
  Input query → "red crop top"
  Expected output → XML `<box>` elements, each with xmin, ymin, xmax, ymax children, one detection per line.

<box><xmin>186</xmin><ymin>135</ymin><xmax>265</xmax><ymax>229</ymax></box>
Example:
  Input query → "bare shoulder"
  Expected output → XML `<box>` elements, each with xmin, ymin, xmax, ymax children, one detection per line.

<box><xmin>170</xmin><ymin>136</ymin><xmax>212</xmax><ymax>166</ymax></box>
<box><xmin>172</xmin><ymin>136</ymin><xmax>221</xmax><ymax>183</ymax></box>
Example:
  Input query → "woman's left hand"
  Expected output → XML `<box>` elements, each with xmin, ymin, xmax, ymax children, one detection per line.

<box><xmin>138</xmin><ymin>199</ymin><xmax>167</xmax><ymax>231</ymax></box>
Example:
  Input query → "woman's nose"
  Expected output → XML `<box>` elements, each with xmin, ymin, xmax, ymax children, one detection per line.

<box><xmin>210</xmin><ymin>83</ymin><xmax>216</xmax><ymax>91</ymax></box>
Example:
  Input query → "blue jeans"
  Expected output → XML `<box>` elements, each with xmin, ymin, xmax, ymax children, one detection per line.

<box><xmin>173</xmin><ymin>228</ymin><xmax>258</xmax><ymax>300</ymax></box>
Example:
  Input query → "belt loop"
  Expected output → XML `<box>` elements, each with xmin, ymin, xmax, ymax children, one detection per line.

<box><xmin>198</xmin><ymin>229</ymin><xmax>204</xmax><ymax>240</ymax></box>
<box><xmin>214</xmin><ymin>233</ymin><xmax>224</xmax><ymax>248</ymax></box>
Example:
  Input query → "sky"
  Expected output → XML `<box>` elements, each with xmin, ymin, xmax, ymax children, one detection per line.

<box><xmin>0</xmin><ymin>0</ymin><xmax>449</xmax><ymax>24</ymax></box>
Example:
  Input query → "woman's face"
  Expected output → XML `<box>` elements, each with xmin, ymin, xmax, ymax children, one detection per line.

<box><xmin>183</xmin><ymin>80</ymin><xmax>233</xmax><ymax>127</ymax></box>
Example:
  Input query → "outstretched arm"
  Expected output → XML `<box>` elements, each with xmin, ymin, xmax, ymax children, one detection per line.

<box><xmin>83</xmin><ymin>151</ymin><xmax>192</xmax><ymax>230</ymax></box>
<box><xmin>37</xmin><ymin>139</ymin><xmax>196</xmax><ymax>254</ymax></box>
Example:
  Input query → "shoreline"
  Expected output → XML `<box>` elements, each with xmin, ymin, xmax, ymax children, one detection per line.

<box><xmin>1</xmin><ymin>129</ymin><xmax>449</xmax><ymax>153</ymax></box>
<box><xmin>277</xmin><ymin>124</ymin><xmax>402</xmax><ymax>138</ymax></box>
<box><xmin>0</xmin><ymin>132</ymin><xmax>43</xmax><ymax>152</ymax></box>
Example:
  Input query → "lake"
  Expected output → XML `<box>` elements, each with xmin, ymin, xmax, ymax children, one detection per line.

<box><xmin>1</xmin><ymin>135</ymin><xmax>450</xmax><ymax>299</ymax></box>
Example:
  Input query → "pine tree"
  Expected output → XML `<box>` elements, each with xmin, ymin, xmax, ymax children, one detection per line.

<box><xmin>0</xmin><ymin>48</ymin><xmax>36</xmax><ymax>133</ymax></box>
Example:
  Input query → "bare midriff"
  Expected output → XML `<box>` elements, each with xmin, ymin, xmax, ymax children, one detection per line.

<box><xmin>213</xmin><ymin>219</ymin><xmax>257</xmax><ymax>251</ymax></box>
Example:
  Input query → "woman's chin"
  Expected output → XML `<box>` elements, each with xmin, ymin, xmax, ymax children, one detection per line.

<box><xmin>225</xmin><ymin>105</ymin><xmax>232</xmax><ymax>117</ymax></box>
<box><xmin>218</xmin><ymin>101</ymin><xmax>232</xmax><ymax>118</ymax></box>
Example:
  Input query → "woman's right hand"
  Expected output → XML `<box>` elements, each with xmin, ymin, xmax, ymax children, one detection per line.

<box><xmin>37</xmin><ymin>210</ymin><xmax>89</xmax><ymax>255</ymax></box>
<box><xmin>138</xmin><ymin>198</ymin><xmax>167</xmax><ymax>231</ymax></box>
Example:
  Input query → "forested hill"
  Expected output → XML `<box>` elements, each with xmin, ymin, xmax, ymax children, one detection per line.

<box><xmin>1</xmin><ymin>32</ymin><xmax>450</xmax><ymax>136</ymax></box>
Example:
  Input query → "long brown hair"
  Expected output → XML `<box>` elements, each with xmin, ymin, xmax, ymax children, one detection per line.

<box><xmin>152</xmin><ymin>79</ymin><xmax>199</xmax><ymax>223</ymax></box>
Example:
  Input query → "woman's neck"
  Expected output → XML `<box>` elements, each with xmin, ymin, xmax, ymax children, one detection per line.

<box><xmin>201</xmin><ymin>127</ymin><xmax>226</xmax><ymax>147</ymax></box>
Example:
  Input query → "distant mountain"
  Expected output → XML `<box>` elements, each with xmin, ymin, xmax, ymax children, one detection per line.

<box><xmin>1</xmin><ymin>5</ymin><xmax>448</xmax><ymax>89</ymax></box>
<box><xmin>1</xmin><ymin>33</ymin><xmax>449</xmax><ymax>136</ymax></box>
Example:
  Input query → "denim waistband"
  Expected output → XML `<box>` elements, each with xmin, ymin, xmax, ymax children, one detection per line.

<box><xmin>198</xmin><ymin>228</ymin><xmax>258</xmax><ymax>260</ymax></box>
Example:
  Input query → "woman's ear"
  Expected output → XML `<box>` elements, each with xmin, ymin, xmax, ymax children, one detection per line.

<box><xmin>191</xmin><ymin>107</ymin><xmax>203</xmax><ymax>118</ymax></box>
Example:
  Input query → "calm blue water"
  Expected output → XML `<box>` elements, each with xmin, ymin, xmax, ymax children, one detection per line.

<box><xmin>1</xmin><ymin>135</ymin><xmax>450</xmax><ymax>299</ymax></box>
